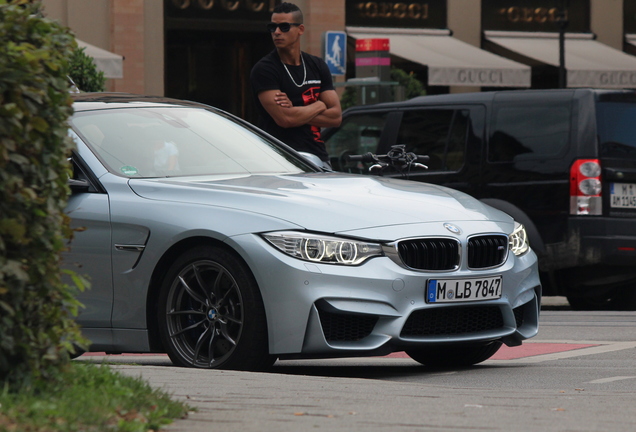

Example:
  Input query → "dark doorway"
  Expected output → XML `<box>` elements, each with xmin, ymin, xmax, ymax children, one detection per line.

<box><xmin>165</xmin><ymin>29</ymin><xmax>272</xmax><ymax>124</ymax></box>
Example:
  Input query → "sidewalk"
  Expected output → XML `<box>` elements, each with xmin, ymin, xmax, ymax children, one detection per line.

<box><xmin>104</xmin><ymin>341</ymin><xmax>617</xmax><ymax>432</ymax></box>
<box><xmin>541</xmin><ymin>296</ymin><xmax>570</xmax><ymax>309</ymax></box>
<box><xmin>83</xmin><ymin>296</ymin><xmax>576</xmax><ymax>430</ymax></box>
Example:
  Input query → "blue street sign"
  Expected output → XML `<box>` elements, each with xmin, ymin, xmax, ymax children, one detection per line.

<box><xmin>325</xmin><ymin>31</ymin><xmax>346</xmax><ymax>76</ymax></box>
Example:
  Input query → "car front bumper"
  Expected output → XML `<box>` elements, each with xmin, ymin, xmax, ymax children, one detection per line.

<box><xmin>230</xmin><ymin>233</ymin><xmax>541</xmax><ymax>357</ymax></box>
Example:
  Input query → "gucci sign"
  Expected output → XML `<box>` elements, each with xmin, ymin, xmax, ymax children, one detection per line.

<box><xmin>170</xmin><ymin>0</ymin><xmax>277</xmax><ymax>12</ymax></box>
<box><xmin>599</xmin><ymin>71</ymin><xmax>636</xmax><ymax>86</ymax></box>
<box><xmin>497</xmin><ymin>7</ymin><xmax>567</xmax><ymax>24</ymax></box>
<box><xmin>457</xmin><ymin>69</ymin><xmax>503</xmax><ymax>85</ymax></box>
<box><xmin>353</xmin><ymin>2</ymin><xmax>429</xmax><ymax>20</ymax></box>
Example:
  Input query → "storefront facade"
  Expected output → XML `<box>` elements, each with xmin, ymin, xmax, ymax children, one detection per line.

<box><xmin>41</xmin><ymin>0</ymin><xmax>636</xmax><ymax>123</ymax></box>
<box><xmin>482</xmin><ymin>0</ymin><xmax>636</xmax><ymax>89</ymax></box>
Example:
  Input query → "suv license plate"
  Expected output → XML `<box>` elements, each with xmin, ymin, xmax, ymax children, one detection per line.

<box><xmin>610</xmin><ymin>183</ymin><xmax>636</xmax><ymax>208</ymax></box>
<box><xmin>426</xmin><ymin>276</ymin><xmax>502</xmax><ymax>303</ymax></box>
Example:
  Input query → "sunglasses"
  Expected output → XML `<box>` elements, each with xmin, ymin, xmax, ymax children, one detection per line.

<box><xmin>267</xmin><ymin>22</ymin><xmax>301</xmax><ymax>33</ymax></box>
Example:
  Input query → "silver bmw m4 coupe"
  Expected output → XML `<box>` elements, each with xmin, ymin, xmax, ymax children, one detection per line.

<box><xmin>66</xmin><ymin>93</ymin><xmax>540</xmax><ymax>370</ymax></box>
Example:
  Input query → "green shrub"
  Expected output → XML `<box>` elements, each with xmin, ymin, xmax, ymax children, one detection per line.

<box><xmin>0</xmin><ymin>362</ymin><xmax>190</xmax><ymax>431</ymax></box>
<box><xmin>340</xmin><ymin>67</ymin><xmax>427</xmax><ymax>110</ymax></box>
<box><xmin>0</xmin><ymin>0</ymin><xmax>87</xmax><ymax>388</ymax></box>
<box><xmin>69</xmin><ymin>47</ymin><xmax>106</xmax><ymax>92</ymax></box>
<box><xmin>390</xmin><ymin>67</ymin><xmax>427</xmax><ymax>99</ymax></box>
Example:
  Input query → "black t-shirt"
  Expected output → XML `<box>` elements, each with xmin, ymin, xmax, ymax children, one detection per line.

<box><xmin>250</xmin><ymin>50</ymin><xmax>334</xmax><ymax>161</ymax></box>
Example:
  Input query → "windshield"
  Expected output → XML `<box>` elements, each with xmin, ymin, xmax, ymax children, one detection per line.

<box><xmin>597</xmin><ymin>101</ymin><xmax>636</xmax><ymax>158</ymax></box>
<box><xmin>71</xmin><ymin>106</ymin><xmax>313</xmax><ymax>178</ymax></box>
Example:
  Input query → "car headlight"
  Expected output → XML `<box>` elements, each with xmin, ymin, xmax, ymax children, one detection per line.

<box><xmin>509</xmin><ymin>222</ymin><xmax>529</xmax><ymax>256</ymax></box>
<box><xmin>262</xmin><ymin>231</ymin><xmax>384</xmax><ymax>265</ymax></box>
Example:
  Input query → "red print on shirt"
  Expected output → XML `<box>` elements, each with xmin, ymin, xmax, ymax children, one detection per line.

<box><xmin>302</xmin><ymin>87</ymin><xmax>323</xmax><ymax>143</ymax></box>
<box><xmin>302</xmin><ymin>87</ymin><xmax>320</xmax><ymax>105</ymax></box>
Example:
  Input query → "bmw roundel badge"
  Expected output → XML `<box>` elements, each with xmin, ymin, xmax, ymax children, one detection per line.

<box><xmin>443</xmin><ymin>223</ymin><xmax>461</xmax><ymax>234</ymax></box>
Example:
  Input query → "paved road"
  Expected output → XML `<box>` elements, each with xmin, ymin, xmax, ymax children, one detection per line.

<box><xmin>78</xmin><ymin>301</ymin><xmax>636</xmax><ymax>431</ymax></box>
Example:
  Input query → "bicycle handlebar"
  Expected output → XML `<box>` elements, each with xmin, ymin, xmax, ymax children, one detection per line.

<box><xmin>344</xmin><ymin>145</ymin><xmax>430</xmax><ymax>178</ymax></box>
<box><xmin>346</xmin><ymin>152</ymin><xmax>376</xmax><ymax>163</ymax></box>
<box><xmin>345</xmin><ymin>152</ymin><xmax>430</xmax><ymax>164</ymax></box>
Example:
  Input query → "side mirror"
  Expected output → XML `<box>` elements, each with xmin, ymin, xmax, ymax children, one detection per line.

<box><xmin>68</xmin><ymin>178</ymin><xmax>90</xmax><ymax>192</ymax></box>
<box><xmin>298</xmin><ymin>152</ymin><xmax>332</xmax><ymax>171</ymax></box>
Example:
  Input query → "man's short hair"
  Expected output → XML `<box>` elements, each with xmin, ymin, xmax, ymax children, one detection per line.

<box><xmin>273</xmin><ymin>2</ymin><xmax>303</xmax><ymax>23</ymax></box>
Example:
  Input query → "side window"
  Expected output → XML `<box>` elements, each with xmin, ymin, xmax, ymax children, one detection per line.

<box><xmin>396</xmin><ymin>109</ymin><xmax>468</xmax><ymax>171</ymax></box>
<box><xmin>489</xmin><ymin>102</ymin><xmax>571</xmax><ymax>162</ymax></box>
<box><xmin>597</xmin><ymin>101</ymin><xmax>636</xmax><ymax>158</ymax></box>
<box><xmin>324</xmin><ymin>112</ymin><xmax>388</xmax><ymax>172</ymax></box>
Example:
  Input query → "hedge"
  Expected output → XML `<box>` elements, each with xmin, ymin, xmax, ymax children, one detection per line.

<box><xmin>69</xmin><ymin>46</ymin><xmax>106</xmax><ymax>92</ymax></box>
<box><xmin>340</xmin><ymin>67</ymin><xmax>427</xmax><ymax>110</ymax></box>
<box><xmin>0</xmin><ymin>0</ymin><xmax>87</xmax><ymax>387</ymax></box>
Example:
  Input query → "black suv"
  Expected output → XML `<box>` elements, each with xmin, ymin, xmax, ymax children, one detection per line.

<box><xmin>323</xmin><ymin>89</ymin><xmax>636</xmax><ymax>310</ymax></box>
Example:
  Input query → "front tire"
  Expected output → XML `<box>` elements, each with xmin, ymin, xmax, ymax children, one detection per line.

<box><xmin>406</xmin><ymin>341</ymin><xmax>502</xmax><ymax>367</ymax></box>
<box><xmin>157</xmin><ymin>245</ymin><xmax>275</xmax><ymax>370</ymax></box>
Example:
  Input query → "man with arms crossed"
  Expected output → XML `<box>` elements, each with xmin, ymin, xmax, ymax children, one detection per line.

<box><xmin>250</xmin><ymin>2</ymin><xmax>342</xmax><ymax>167</ymax></box>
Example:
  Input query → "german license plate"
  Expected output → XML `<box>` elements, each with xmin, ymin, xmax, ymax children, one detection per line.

<box><xmin>426</xmin><ymin>276</ymin><xmax>502</xmax><ymax>303</ymax></box>
<box><xmin>611</xmin><ymin>183</ymin><xmax>636</xmax><ymax>208</ymax></box>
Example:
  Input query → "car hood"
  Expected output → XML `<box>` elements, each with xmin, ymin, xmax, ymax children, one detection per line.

<box><xmin>128</xmin><ymin>172</ymin><xmax>510</xmax><ymax>235</ymax></box>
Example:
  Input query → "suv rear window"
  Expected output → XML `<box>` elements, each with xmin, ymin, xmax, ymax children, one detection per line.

<box><xmin>489</xmin><ymin>100</ymin><xmax>571</xmax><ymax>163</ymax></box>
<box><xmin>598</xmin><ymin>102</ymin><xmax>636</xmax><ymax>158</ymax></box>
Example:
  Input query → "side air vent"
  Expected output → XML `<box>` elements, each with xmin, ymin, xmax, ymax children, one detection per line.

<box><xmin>317</xmin><ymin>308</ymin><xmax>378</xmax><ymax>342</ymax></box>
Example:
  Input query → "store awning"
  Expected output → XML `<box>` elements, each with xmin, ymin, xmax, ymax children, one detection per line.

<box><xmin>346</xmin><ymin>27</ymin><xmax>531</xmax><ymax>87</ymax></box>
<box><xmin>77</xmin><ymin>39</ymin><xmax>123</xmax><ymax>79</ymax></box>
<box><xmin>485</xmin><ymin>31</ymin><xmax>636</xmax><ymax>89</ymax></box>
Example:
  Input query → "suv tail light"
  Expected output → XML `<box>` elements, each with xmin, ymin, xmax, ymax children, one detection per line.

<box><xmin>570</xmin><ymin>159</ymin><xmax>602</xmax><ymax>215</ymax></box>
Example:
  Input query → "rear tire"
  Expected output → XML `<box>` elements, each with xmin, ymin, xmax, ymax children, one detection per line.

<box><xmin>567</xmin><ymin>285</ymin><xmax>636</xmax><ymax>311</ymax></box>
<box><xmin>405</xmin><ymin>341</ymin><xmax>502</xmax><ymax>367</ymax></box>
<box><xmin>157</xmin><ymin>245</ymin><xmax>275</xmax><ymax>370</ymax></box>
<box><xmin>611</xmin><ymin>285</ymin><xmax>636</xmax><ymax>311</ymax></box>
<box><xmin>566</xmin><ymin>294</ymin><xmax>612</xmax><ymax>311</ymax></box>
